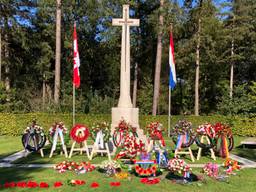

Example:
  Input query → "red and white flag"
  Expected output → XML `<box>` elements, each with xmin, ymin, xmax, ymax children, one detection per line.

<box><xmin>73</xmin><ymin>22</ymin><xmax>80</xmax><ymax>88</ymax></box>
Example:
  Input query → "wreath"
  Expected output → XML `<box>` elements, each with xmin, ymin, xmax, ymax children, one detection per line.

<box><xmin>22</xmin><ymin>120</ymin><xmax>46</xmax><ymax>152</ymax></box>
<box><xmin>195</xmin><ymin>123</ymin><xmax>215</xmax><ymax>149</ymax></box>
<box><xmin>146</xmin><ymin>122</ymin><xmax>165</xmax><ymax>147</ymax></box>
<box><xmin>70</xmin><ymin>124</ymin><xmax>90</xmax><ymax>143</ymax></box>
<box><xmin>112</xmin><ymin>119</ymin><xmax>138</xmax><ymax>147</ymax></box>
<box><xmin>135</xmin><ymin>164</ymin><xmax>157</xmax><ymax>177</ymax></box>
<box><xmin>115</xmin><ymin>135</ymin><xmax>145</xmax><ymax>159</ymax></box>
<box><xmin>90</xmin><ymin>122</ymin><xmax>111</xmax><ymax>143</ymax></box>
<box><xmin>170</xmin><ymin>120</ymin><xmax>194</xmax><ymax>148</ymax></box>
<box><xmin>213</xmin><ymin>123</ymin><xmax>234</xmax><ymax>156</ymax></box>
<box><xmin>48</xmin><ymin>122</ymin><xmax>69</xmax><ymax>144</ymax></box>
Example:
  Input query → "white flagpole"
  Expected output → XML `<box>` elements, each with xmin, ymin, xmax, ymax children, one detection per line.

<box><xmin>168</xmin><ymin>86</ymin><xmax>171</xmax><ymax>137</ymax></box>
<box><xmin>73</xmin><ymin>84</ymin><xmax>75</xmax><ymax>126</ymax></box>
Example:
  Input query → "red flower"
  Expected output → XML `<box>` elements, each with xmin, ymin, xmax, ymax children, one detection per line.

<box><xmin>54</xmin><ymin>181</ymin><xmax>63</xmax><ymax>188</ymax></box>
<box><xmin>90</xmin><ymin>182</ymin><xmax>99</xmax><ymax>188</ymax></box>
<box><xmin>75</xmin><ymin>180</ymin><xmax>85</xmax><ymax>185</ymax></box>
<box><xmin>140</xmin><ymin>178</ymin><xmax>160</xmax><ymax>185</ymax></box>
<box><xmin>110</xmin><ymin>182</ymin><xmax>121</xmax><ymax>187</ymax></box>
<box><xmin>27</xmin><ymin>181</ymin><xmax>38</xmax><ymax>188</ymax></box>
<box><xmin>4</xmin><ymin>182</ymin><xmax>16</xmax><ymax>188</ymax></box>
<box><xmin>39</xmin><ymin>182</ymin><xmax>49</xmax><ymax>188</ymax></box>
<box><xmin>17</xmin><ymin>182</ymin><xmax>27</xmax><ymax>188</ymax></box>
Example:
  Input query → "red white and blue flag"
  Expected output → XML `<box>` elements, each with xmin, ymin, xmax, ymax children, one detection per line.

<box><xmin>73</xmin><ymin>22</ymin><xmax>80</xmax><ymax>88</ymax></box>
<box><xmin>169</xmin><ymin>32</ymin><xmax>176</xmax><ymax>89</ymax></box>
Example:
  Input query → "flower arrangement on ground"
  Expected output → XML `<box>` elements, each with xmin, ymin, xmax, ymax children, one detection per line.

<box><xmin>115</xmin><ymin>135</ymin><xmax>145</xmax><ymax>159</ymax></box>
<box><xmin>54</xmin><ymin>161</ymin><xmax>95</xmax><ymax>173</ymax></box>
<box><xmin>134</xmin><ymin>152</ymin><xmax>158</xmax><ymax>177</ymax></box>
<box><xmin>203</xmin><ymin>162</ymin><xmax>219</xmax><ymax>177</ymax></box>
<box><xmin>224</xmin><ymin>158</ymin><xmax>241</xmax><ymax>174</ymax></box>
<box><xmin>99</xmin><ymin>160</ymin><xmax>121</xmax><ymax>177</ymax></box>
<box><xmin>90</xmin><ymin>121</ymin><xmax>111</xmax><ymax>143</ymax></box>
<box><xmin>167</xmin><ymin>158</ymin><xmax>191</xmax><ymax>179</ymax></box>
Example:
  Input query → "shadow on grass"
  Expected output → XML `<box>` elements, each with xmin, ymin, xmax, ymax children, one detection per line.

<box><xmin>0</xmin><ymin>151</ymin><xmax>20</xmax><ymax>162</ymax></box>
<box><xmin>165</xmin><ymin>172</ymin><xmax>199</xmax><ymax>183</ymax></box>
<box><xmin>234</xmin><ymin>145</ymin><xmax>256</xmax><ymax>162</ymax></box>
<box><xmin>0</xmin><ymin>167</ymin><xmax>44</xmax><ymax>190</ymax></box>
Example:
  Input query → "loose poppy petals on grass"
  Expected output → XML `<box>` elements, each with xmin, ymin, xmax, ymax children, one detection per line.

<box><xmin>54</xmin><ymin>181</ymin><xmax>63</xmax><ymax>188</ymax></box>
<box><xmin>140</xmin><ymin>178</ymin><xmax>160</xmax><ymax>185</ymax></box>
<box><xmin>39</xmin><ymin>182</ymin><xmax>49</xmax><ymax>188</ymax></box>
<box><xmin>110</xmin><ymin>182</ymin><xmax>121</xmax><ymax>187</ymax></box>
<box><xmin>90</xmin><ymin>182</ymin><xmax>99</xmax><ymax>188</ymax></box>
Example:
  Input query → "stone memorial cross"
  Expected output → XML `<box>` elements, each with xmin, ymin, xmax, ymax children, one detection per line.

<box><xmin>112</xmin><ymin>4</ymin><xmax>140</xmax><ymax>108</ymax></box>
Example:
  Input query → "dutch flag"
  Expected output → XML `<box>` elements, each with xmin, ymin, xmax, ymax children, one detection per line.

<box><xmin>169</xmin><ymin>32</ymin><xmax>176</xmax><ymax>89</ymax></box>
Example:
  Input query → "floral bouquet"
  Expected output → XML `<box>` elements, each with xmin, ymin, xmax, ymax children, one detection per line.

<box><xmin>224</xmin><ymin>159</ymin><xmax>241</xmax><ymax>174</ymax></box>
<box><xmin>167</xmin><ymin>158</ymin><xmax>191</xmax><ymax>178</ymax></box>
<box><xmin>99</xmin><ymin>160</ymin><xmax>121</xmax><ymax>177</ymax></box>
<box><xmin>203</xmin><ymin>163</ymin><xmax>218</xmax><ymax>177</ymax></box>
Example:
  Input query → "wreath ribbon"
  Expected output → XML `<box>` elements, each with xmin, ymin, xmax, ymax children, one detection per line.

<box><xmin>95</xmin><ymin>130</ymin><xmax>104</xmax><ymax>149</ymax></box>
<box><xmin>52</xmin><ymin>127</ymin><xmax>65</xmax><ymax>151</ymax></box>
<box><xmin>175</xmin><ymin>134</ymin><xmax>188</xmax><ymax>150</ymax></box>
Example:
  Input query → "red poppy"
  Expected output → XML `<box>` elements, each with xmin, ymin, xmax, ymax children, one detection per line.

<box><xmin>140</xmin><ymin>178</ymin><xmax>160</xmax><ymax>185</ymax></box>
<box><xmin>4</xmin><ymin>182</ymin><xmax>16</xmax><ymax>188</ymax></box>
<box><xmin>75</xmin><ymin>180</ymin><xmax>85</xmax><ymax>185</ymax></box>
<box><xmin>54</xmin><ymin>181</ymin><xmax>63</xmax><ymax>188</ymax></box>
<box><xmin>27</xmin><ymin>181</ymin><xmax>38</xmax><ymax>188</ymax></box>
<box><xmin>39</xmin><ymin>182</ymin><xmax>49</xmax><ymax>188</ymax></box>
<box><xmin>90</xmin><ymin>182</ymin><xmax>99</xmax><ymax>188</ymax></box>
<box><xmin>17</xmin><ymin>182</ymin><xmax>27</xmax><ymax>188</ymax></box>
<box><xmin>110</xmin><ymin>182</ymin><xmax>121</xmax><ymax>187</ymax></box>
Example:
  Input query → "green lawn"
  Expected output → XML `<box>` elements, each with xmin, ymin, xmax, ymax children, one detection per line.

<box><xmin>0</xmin><ymin>136</ymin><xmax>23</xmax><ymax>159</ymax></box>
<box><xmin>0</xmin><ymin>167</ymin><xmax>255</xmax><ymax>192</ymax></box>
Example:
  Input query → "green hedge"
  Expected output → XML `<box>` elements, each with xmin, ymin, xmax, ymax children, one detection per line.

<box><xmin>0</xmin><ymin>113</ymin><xmax>255</xmax><ymax>136</ymax></box>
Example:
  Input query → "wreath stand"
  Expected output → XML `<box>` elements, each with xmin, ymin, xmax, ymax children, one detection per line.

<box><xmin>174</xmin><ymin>135</ymin><xmax>195</xmax><ymax>162</ymax></box>
<box><xmin>196</xmin><ymin>136</ymin><xmax>216</xmax><ymax>161</ymax></box>
<box><xmin>69</xmin><ymin>141</ymin><xmax>90</xmax><ymax>158</ymax></box>
<box><xmin>49</xmin><ymin>128</ymin><xmax>68</xmax><ymax>158</ymax></box>
<box><xmin>89</xmin><ymin>131</ymin><xmax>111</xmax><ymax>160</ymax></box>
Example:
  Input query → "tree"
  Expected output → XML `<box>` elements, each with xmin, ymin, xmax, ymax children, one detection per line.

<box><xmin>54</xmin><ymin>0</ymin><xmax>62</xmax><ymax>104</ymax></box>
<box><xmin>152</xmin><ymin>0</ymin><xmax>164</xmax><ymax>115</ymax></box>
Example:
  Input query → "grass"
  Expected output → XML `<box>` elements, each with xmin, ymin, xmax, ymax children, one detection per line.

<box><xmin>0</xmin><ymin>136</ymin><xmax>23</xmax><ymax>159</ymax></box>
<box><xmin>0</xmin><ymin>167</ymin><xmax>255</xmax><ymax>192</ymax></box>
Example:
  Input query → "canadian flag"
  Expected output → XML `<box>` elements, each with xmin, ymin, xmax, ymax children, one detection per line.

<box><xmin>73</xmin><ymin>22</ymin><xmax>80</xmax><ymax>88</ymax></box>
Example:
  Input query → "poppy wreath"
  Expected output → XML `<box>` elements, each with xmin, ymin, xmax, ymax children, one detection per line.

<box><xmin>22</xmin><ymin>120</ymin><xmax>46</xmax><ymax>152</ymax></box>
<box><xmin>135</xmin><ymin>164</ymin><xmax>157</xmax><ymax>177</ymax></box>
<box><xmin>115</xmin><ymin>135</ymin><xmax>145</xmax><ymax>159</ymax></box>
<box><xmin>48</xmin><ymin>122</ymin><xmax>69</xmax><ymax>144</ymax></box>
<box><xmin>213</xmin><ymin>123</ymin><xmax>234</xmax><ymax>153</ymax></box>
<box><xmin>70</xmin><ymin>124</ymin><xmax>90</xmax><ymax>143</ymax></box>
<box><xmin>112</xmin><ymin>119</ymin><xmax>138</xmax><ymax>147</ymax></box>
<box><xmin>146</xmin><ymin>122</ymin><xmax>165</xmax><ymax>147</ymax></box>
<box><xmin>90</xmin><ymin>122</ymin><xmax>111</xmax><ymax>143</ymax></box>
<box><xmin>195</xmin><ymin>123</ymin><xmax>215</xmax><ymax>149</ymax></box>
<box><xmin>170</xmin><ymin>120</ymin><xmax>195</xmax><ymax>148</ymax></box>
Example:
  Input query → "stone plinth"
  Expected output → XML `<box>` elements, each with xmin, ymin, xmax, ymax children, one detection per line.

<box><xmin>111</xmin><ymin>107</ymin><xmax>139</xmax><ymax>132</ymax></box>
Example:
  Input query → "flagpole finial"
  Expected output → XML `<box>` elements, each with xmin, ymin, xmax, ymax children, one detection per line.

<box><xmin>169</xmin><ymin>23</ymin><xmax>173</xmax><ymax>34</ymax></box>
